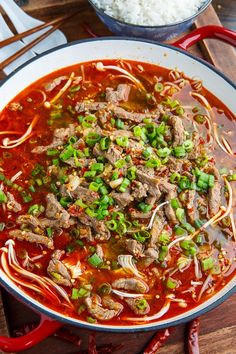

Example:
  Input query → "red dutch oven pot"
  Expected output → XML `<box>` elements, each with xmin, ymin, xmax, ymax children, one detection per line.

<box><xmin>0</xmin><ymin>25</ymin><xmax>235</xmax><ymax>352</ymax></box>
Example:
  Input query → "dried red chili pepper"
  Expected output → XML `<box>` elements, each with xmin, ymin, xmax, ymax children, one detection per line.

<box><xmin>54</xmin><ymin>328</ymin><xmax>82</xmax><ymax>347</ymax></box>
<box><xmin>187</xmin><ymin>318</ymin><xmax>200</xmax><ymax>354</ymax></box>
<box><xmin>82</xmin><ymin>22</ymin><xmax>99</xmax><ymax>38</ymax></box>
<box><xmin>88</xmin><ymin>333</ymin><xmax>98</xmax><ymax>354</ymax></box>
<box><xmin>143</xmin><ymin>328</ymin><xmax>174</xmax><ymax>354</ymax></box>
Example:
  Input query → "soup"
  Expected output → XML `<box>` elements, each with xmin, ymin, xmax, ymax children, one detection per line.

<box><xmin>0</xmin><ymin>60</ymin><xmax>235</xmax><ymax>325</ymax></box>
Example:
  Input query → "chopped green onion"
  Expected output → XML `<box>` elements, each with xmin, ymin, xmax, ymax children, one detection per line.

<box><xmin>119</xmin><ymin>178</ymin><xmax>130</xmax><ymax>192</ymax></box>
<box><xmin>60</xmin><ymin>197</ymin><xmax>72</xmax><ymax>208</ymax></box>
<box><xmin>138</xmin><ymin>202</ymin><xmax>152</xmax><ymax>213</ymax></box>
<box><xmin>175</xmin><ymin>106</ymin><xmax>185</xmax><ymax>116</ymax></box>
<box><xmin>174</xmin><ymin>226</ymin><xmax>187</xmax><ymax>236</ymax></box>
<box><xmin>100</xmin><ymin>137</ymin><xmax>110</xmax><ymax>150</ymax></box>
<box><xmin>136</xmin><ymin>298</ymin><xmax>148</xmax><ymax>310</ymax></box>
<box><xmin>183</xmin><ymin>140</ymin><xmax>194</xmax><ymax>152</ymax></box>
<box><xmin>0</xmin><ymin>223</ymin><xmax>5</xmax><ymax>231</ymax></box>
<box><xmin>116</xmin><ymin>136</ymin><xmax>129</xmax><ymax>148</ymax></box>
<box><xmin>176</xmin><ymin>208</ymin><xmax>185</xmax><ymax>223</ymax></box>
<box><xmin>99</xmin><ymin>185</ymin><xmax>109</xmax><ymax>195</ymax></box>
<box><xmin>88</xmin><ymin>253</ymin><xmax>103</xmax><ymax>268</ymax></box>
<box><xmin>166</xmin><ymin>277</ymin><xmax>178</xmax><ymax>289</ymax></box>
<box><xmin>75</xmin><ymin>199</ymin><xmax>87</xmax><ymax>208</ymax></box>
<box><xmin>0</xmin><ymin>190</ymin><xmax>7</xmax><ymax>203</ymax></box>
<box><xmin>28</xmin><ymin>204</ymin><xmax>44</xmax><ymax>216</ymax></box>
<box><xmin>70</xmin><ymin>85</ymin><xmax>81</xmax><ymax>93</ymax></box>
<box><xmin>133</xmin><ymin>230</ymin><xmax>150</xmax><ymax>243</ymax></box>
<box><xmin>115</xmin><ymin>119</ymin><xmax>124</xmax><ymax>129</ymax></box>
<box><xmin>142</xmin><ymin>147</ymin><xmax>153</xmax><ymax>158</ymax></box>
<box><xmin>159</xmin><ymin>232</ymin><xmax>170</xmax><ymax>245</ymax></box>
<box><xmin>170</xmin><ymin>172</ymin><xmax>181</xmax><ymax>183</ymax></box>
<box><xmin>47</xmin><ymin>149</ymin><xmax>59</xmax><ymax>156</ymax></box>
<box><xmin>145</xmin><ymin>158</ymin><xmax>161</xmax><ymax>168</ymax></box>
<box><xmin>181</xmin><ymin>222</ymin><xmax>195</xmax><ymax>233</ymax></box>
<box><xmin>173</xmin><ymin>146</ymin><xmax>186</xmax><ymax>158</ymax></box>
<box><xmin>85</xmin><ymin>132</ymin><xmax>101</xmax><ymax>146</ymax></box>
<box><xmin>84</xmin><ymin>171</ymin><xmax>97</xmax><ymax>178</ymax></box>
<box><xmin>133</xmin><ymin>126</ymin><xmax>146</xmax><ymax>141</ymax></box>
<box><xmin>85</xmin><ymin>208</ymin><xmax>97</xmax><ymax>218</ymax></box>
<box><xmin>154</xmin><ymin>82</ymin><xmax>164</xmax><ymax>92</ymax></box>
<box><xmin>87</xmin><ymin>316</ymin><xmax>97</xmax><ymax>324</ymax></box>
<box><xmin>201</xmin><ymin>257</ymin><xmax>214</xmax><ymax>271</ymax></box>
<box><xmin>60</xmin><ymin>145</ymin><xmax>75</xmax><ymax>161</ymax></box>
<box><xmin>127</xmin><ymin>166</ymin><xmax>137</xmax><ymax>181</ymax></box>
<box><xmin>46</xmin><ymin>227</ymin><xmax>53</xmax><ymax>238</ymax></box>
<box><xmin>227</xmin><ymin>173</ymin><xmax>236</xmax><ymax>182</ymax></box>
<box><xmin>90</xmin><ymin>163</ymin><xmax>104</xmax><ymax>173</ymax></box>
<box><xmin>106</xmin><ymin>220</ymin><xmax>118</xmax><ymax>231</ymax></box>
<box><xmin>115</xmin><ymin>159</ymin><xmax>126</xmax><ymax>169</ymax></box>
<box><xmin>170</xmin><ymin>198</ymin><xmax>180</xmax><ymax>209</ymax></box>
<box><xmin>89</xmin><ymin>182</ymin><xmax>101</xmax><ymax>192</ymax></box>
<box><xmin>194</xmin><ymin>114</ymin><xmax>206</xmax><ymax>124</ymax></box>
<box><xmin>156</xmin><ymin>147</ymin><xmax>171</xmax><ymax>158</ymax></box>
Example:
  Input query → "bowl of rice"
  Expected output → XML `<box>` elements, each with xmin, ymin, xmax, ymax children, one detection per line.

<box><xmin>88</xmin><ymin>0</ymin><xmax>212</xmax><ymax>41</ymax></box>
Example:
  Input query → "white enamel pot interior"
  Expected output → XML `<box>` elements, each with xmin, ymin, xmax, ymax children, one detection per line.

<box><xmin>0</xmin><ymin>38</ymin><xmax>235</xmax><ymax>332</ymax></box>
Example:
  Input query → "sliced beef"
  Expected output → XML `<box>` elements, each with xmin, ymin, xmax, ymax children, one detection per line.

<box><xmin>32</xmin><ymin>124</ymin><xmax>75</xmax><ymax>154</ymax></box>
<box><xmin>136</xmin><ymin>167</ymin><xmax>162</xmax><ymax>199</ymax></box>
<box><xmin>47</xmin><ymin>252</ymin><xmax>72</xmax><ymax>287</ymax></box>
<box><xmin>93</xmin><ymin>143</ymin><xmax>123</xmax><ymax>166</ymax></box>
<box><xmin>188</xmin><ymin>131</ymin><xmax>200</xmax><ymax>160</ymax></box>
<box><xmin>129</xmin><ymin>209</ymin><xmax>152</xmax><ymax>219</ymax></box>
<box><xmin>17</xmin><ymin>214</ymin><xmax>64</xmax><ymax>231</ymax></box>
<box><xmin>112</xmin><ymin>278</ymin><xmax>149</xmax><ymax>293</ymax></box>
<box><xmin>108</xmin><ymin>130</ymin><xmax>133</xmax><ymax>138</ymax></box>
<box><xmin>149</xmin><ymin>212</ymin><xmax>166</xmax><ymax>247</ymax></box>
<box><xmin>45</xmin><ymin>76</ymin><xmax>67</xmax><ymax>91</ymax></box>
<box><xmin>208</xmin><ymin>181</ymin><xmax>221</xmax><ymax>217</ymax></box>
<box><xmin>106</xmin><ymin>84</ymin><xmax>131</xmax><ymax>103</ymax></box>
<box><xmin>169</xmin><ymin>116</ymin><xmax>185</xmax><ymax>147</ymax></box>
<box><xmin>125</xmin><ymin>239</ymin><xmax>144</xmax><ymax>258</ymax></box>
<box><xmin>131</xmin><ymin>181</ymin><xmax>148</xmax><ymax>201</ymax></box>
<box><xmin>77</xmin><ymin>213</ymin><xmax>110</xmax><ymax>241</ymax></box>
<box><xmin>183</xmin><ymin>189</ymin><xmax>196</xmax><ymax>223</ymax></box>
<box><xmin>6</xmin><ymin>192</ymin><xmax>22</xmax><ymax>212</ymax></box>
<box><xmin>79</xmin><ymin>224</ymin><xmax>94</xmax><ymax>242</ymax></box>
<box><xmin>9</xmin><ymin>230</ymin><xmax>54</xmax><ymax>249</ymax></box>
<box><xmin>164</xmin><ymin>190</ymin><xmax>178</xmax><ymax>224</ymax></box>
<box><xmin>84</xmin><ymin>296</ymin><xmax>123</xmax><ymax>321</ymax></box>
<box><xmin>71</xmin><ymin>186</ymin><xmax>99</xmax><ymax>204</ymax></box>
<box><xmin>208</xmin><ymin>166</ymin><xmax>222</xmax><ymax>217</ymax></box>
<box><xmin>110</xmin><ymin>191</ymin><xmax>134</xmax><ymax>208</ymax></box>
<box><xmin>17</xmin><ymin>214</ymin><xmax>40</xmax><ymax>229</ymax></box>
<box><xmin>166</xmin><ymin>157</ymin><xmax>183</xmax><ymax>173</ymax></box>
<box><xmin>45</xmin><ymin>194</ymin><xmax>71</xmax><ymax>228</ymax></box>
<box><xmin>125</xmin><ymin>298</ymin><xmax>150</xmax><ymax>315</ymax></box>
<box><xmin>75</xmin><ymin>101</ymin><xmax>107</xmax><ymax>113</ymax></box>
<box><xmin>96</xmin><ymin>244</ymin><xmax>104</xmax><ymax>260</ymax></box>
<box><xmin>112</xmin><ymin>106</ymin><xmax>160</xmax><ymax>123</ymax></box>
<box><xmin>159</xmin><ymin>181</ymin><xmax>178</xmax><ymax>224</ymax></box>
<box><xmin>144</xmin><ymin>247</ymin><xmax>159</xmax><ymax>259</ymax></box>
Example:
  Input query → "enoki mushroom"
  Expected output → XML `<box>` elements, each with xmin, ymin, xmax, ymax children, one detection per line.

<box><xmin>95</xmin><ymin>62</ymin><xmax>146</xmax><ymax>91</ymax></box>
<box><xmin>44</xmin><ymin>72</ymin><xmax>75</xmax><ymax>107</ymax></box>
<box><xmin>0</xmin><ymin>240</ymin><xmax>73</xmax><ymax>308</ymax></box>
<box><xmin>117</xmin><ymin>254</ymin><xmax>144</xmax><ymax>278</ymax></box>
<box><xmin>0</xmin><ymin>114</ymin><xmax>39</xmax><ymax>149</ymax></box>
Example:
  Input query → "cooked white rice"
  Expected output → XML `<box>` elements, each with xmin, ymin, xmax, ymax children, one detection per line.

<box><xmin>92</xmin><ymin>0</ymin><xmax>206</xmax><ymax>26</ymax></box>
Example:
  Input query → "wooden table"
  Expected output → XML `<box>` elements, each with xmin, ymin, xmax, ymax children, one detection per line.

<box><xmin>0</xmin><ymin>1</ymin><xmax>235</xmax><ymax>353</ymax></box>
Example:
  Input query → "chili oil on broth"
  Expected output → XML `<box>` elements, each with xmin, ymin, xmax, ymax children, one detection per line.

<box><xmin>0</xmin><ymin>59</ymin><xmax>235</xmax><ymax>326</ymax></box>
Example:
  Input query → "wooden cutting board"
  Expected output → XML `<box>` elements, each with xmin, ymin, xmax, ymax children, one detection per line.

<box><xmin>0</xmin><ymin>1</ymin><xmax>235</xmax><ymax>353</ymax></box>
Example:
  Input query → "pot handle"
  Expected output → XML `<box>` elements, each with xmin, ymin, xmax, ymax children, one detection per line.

<box><xmin>172</xmin><ymin>25</ymin><xmax>236</xmax><ymax>50</ymax></box>
<box><xmin>0</xmin><ymin>313</ymin><xmax>62</xmax><ymax>352</ymax></box>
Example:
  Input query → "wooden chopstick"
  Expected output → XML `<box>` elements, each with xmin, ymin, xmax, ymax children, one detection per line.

<box><xmin>0</xmin><ymin>12</ymin><xmax>75</xmax><ymax>49</ymax></box>
<box><xmin>0</xmin><ymin>21</ymin><xmax>63</xmax><ymax>70</ymax></box>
